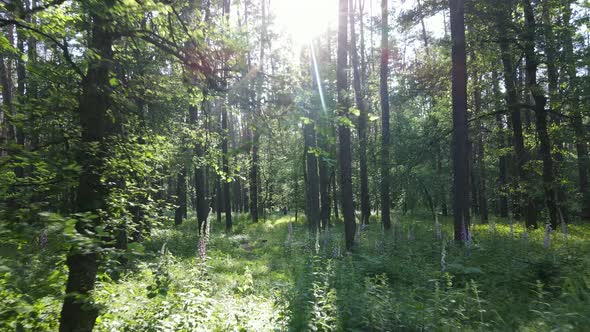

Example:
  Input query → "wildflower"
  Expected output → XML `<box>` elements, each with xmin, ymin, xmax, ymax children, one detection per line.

<box><xmin>435</xmin><ymin>215</ymin><xmax>442</xmax><ymax>241</ymax></box>
<box><xmin>38</xmin><ymin>228</ymin><xmax>48</xmax><ymax>249</ymax></box>
<box><xmin>460</xmin><ymin>216</ymin><xmax>468</xmax><ymax>243</ymax></box>
<box><xmin>543</xmin><ymin>224</ymin><xmax>552</xmax><ymax>248</ymax></box>
<box><xmin>558</xmin><ymin>208</ymin><xmax>568</xmax><ymax>241</ymax></box>
<box><xmin>440</xmin><ymin>241</ymin><xmax>447</xmax><ymax>272</ymax></box>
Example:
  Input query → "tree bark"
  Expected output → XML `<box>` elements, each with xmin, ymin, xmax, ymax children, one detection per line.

<box><xmin>192</xmin><ymin>101</ymin><xmax>209</xmax><ymax>231</ymax></box>
<box><xmin>304</xmin><ymin>120</ymin><xmax>320</xmax><ymax>233</ymax></box>
<box><xmin>449</xmin><ymin>0</ymin><xmax>470</xmax><ymax>241</ymax></box>
<box><xmin>221</xmin><ymin>0</ymin><xmax>232</xmax><ymax>231</ymax></box>
<box><xmin>60</xmin><ymin>2</ymin><xmax>115</xmax><ymax>330</ymax></box>
<box><xmin>350</xmin><ymin>0</ymin><xmax>371</xmax><ymax>226</ymax></box>
<box><xmin>523</xmin><ymin>0</ymin><xmax>558</xmax><ymax>229</ymax></box>
<box><xmin>497</xmin><ymin>2</ymin><xmax>537</xmax><ymax>228</ymax></box>
<box><xmin>337</xmin><ymin>0</ymin><xmax>356</xmax><ymax>250</ymax></box>
<box><xmin>492</xmin><ymin>71</ymin><xmax>509</xmax><ymax>218</ymax></box>
<box><xmin>380</xmin><ymin>0</ymin><xmax>391</xmax><ymax>230</ymax></box>
<box><xmin>473</xmin><ymin>70</ymin><xmax>488</xmax><ymax>223</ymax></box>
<box><xmin>174</xmin><ymin>166</ymin><xmax>187</xmax><ymax>225</ymax></box>
<box><xmin>562</xmin><ymin>2</ymin><xmax>590</xmax><ymax>218</ymax></box>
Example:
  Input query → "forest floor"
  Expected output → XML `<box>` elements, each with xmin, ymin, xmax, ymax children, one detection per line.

<box><xmin>91</xmin><ymin>213</ymin><xmax>590</xmax><ymax>331</ymax></box>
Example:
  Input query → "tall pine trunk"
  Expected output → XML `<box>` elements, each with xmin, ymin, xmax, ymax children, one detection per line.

<box><xmin>304</xmin><ymin>119</ymin><xmax>320</xmax><ymax>233</ymax></box>
<box><xmin>174</xmin><ymin>166</ymin><xmax>187</xmax><ymax>225</ymax></box>
<box><xmin>473</xmin><ymin>70</ymin><xmax>488</xmax><ymax>223</ymax></box>
<box><xmin>523</xmin><ymin>0</ymin><xmax>558</xmax><ymax>229</ymax></box>
<box><xmin>492</xmin><ymin>71</ymin><xmax>509</xmax><ymax>217</ymax></box>
<box><xmin>562</xmin><ymin>3</ymin><xmax>590</xmax><ymax>218</ymax></box>
<box><xmin>380</xmin><ymin>0</ymin><xmax>391</xmax><ymax>230</ymax></box>
<box><xmin>496</xmin><ymin>2</ymin><xmax>537</xmax><ymax>228</ymax></box>
<box><xmin>337</xmin><ymin>0</ymin><xmax>356</xmax><ymax>249</ymax></box>
<box><xmin>350</xmin><ymin>0</ymin><xmax>371</xmax><ymax>226</ymax></box>
<box><xmin>449</xmin><ymin>0</ymin><xmax>470</xmax><ymax>241</ymax></box>
<box><xmin>221</xmin><ymin>0</ymin><xmax>232</xmax><ymax>231</ymax></box>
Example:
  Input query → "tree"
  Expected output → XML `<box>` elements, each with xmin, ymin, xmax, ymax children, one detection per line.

<box><xmin>351</xmin><ymin>0</ymin><xmax>371</xmax><ymax>226</ymax></box>
<box><xmin>380</xmin><ymin>0</ymin><xmax>391</xmax><ymax>231</ymax></box>
<box><xmin>337</xmin><ymin>0</ymin><xmax>356</xmax><ymax>250</ymax></box>
<box><xmin>496</xmin><ymin>0</ymin><xmax>537</xmax><ymax>228</ymax></box>
<box><xmin>449</xmin><ymin>0</ymin><xmax>470</xmax><ymax>241</ymax></box>
<box><xmin>60</xmin><ymin>2</ymin><xmax>116</xmax><ymax>330</ymax></box>
<box><xmin>522</xmin><ymin>0</ymin><xmax>558</xmax><ymax>229</ymax></box>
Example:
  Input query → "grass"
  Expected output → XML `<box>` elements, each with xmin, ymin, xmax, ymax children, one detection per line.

<box><xmin>91</xmin><ymin>213</ymin><xmax>590</xmax><ymax>331</ymax></box>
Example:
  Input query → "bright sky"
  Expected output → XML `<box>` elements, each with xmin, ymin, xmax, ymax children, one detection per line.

<box><xmin>271</xmin><ymin>0</ymin><xmax>339</xmax><ymax>50</ymax></box>
<box><xmin>271</xmin><ymin>0</ymin><xmax>446</xmax><ymax>51</ymax></box>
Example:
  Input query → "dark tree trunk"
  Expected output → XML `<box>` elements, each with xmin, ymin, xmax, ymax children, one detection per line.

<box><xmin>304</xmin><ymin>120</ymin><xmax>320</xmax><ymax>233</ymax></box>
<box><xmin>15</xmin><ymin>21</ymin><xmax>25</xmax><ymax>178</ymax></box>
<box><xmin>473</xmin><ymin>71</ymin><xmax>488</xmax><ymax>223</ymax></box>
<box><xmin>222</xmin><ymin>0</ymin><xmax>232</xmax><ymax>231</ymax></box>
<box><xmin>0</xmin><ymin>53</ymin><xmax>13</xmax><ymax>157</ymax></box>
<box><xmin>380</xmin><ymin>0</ymin><xmax>391</xmax><ymax>231</ymax></box>
<box><xmin>60</xmin><ymin>3</ymin><xmax>115</xmax><ymax>331</ymax></box>
<box><xmin>193</xmin><ymin>105</ymin><xmax>209</xmax><ymax>230</ymax></box>
<box><xmin>216</xmin><ymin>176</ymin><xmax>222</xmax><ymax>224</ymax></box>
<box><xmin>523</xmin><ymin>0</ymin><xmax>558</xmax><ymax>229</ymax></box>
<box><xmin>331</xmin><ymin>170</ymin><xmax>339</xmax><ymax>220</ymax></box>
<box><xmin>562</xmin><ymin>3</ymin><xmax>590</xmax><ymax>218</ymax></box>
<box><xmin>221</xmin><ymin>102</ymin><xmax>232</xmax><ymax>230</ymax></box>
<box><xmin>449</xmin><ymin>0</ymin><xmax>470</xmax><ymax>241</ymax></box>
<box><xmin>497</xmin><ymin>3</ymin><xmax>537</xmax><ymax>228</ymax></box>
<box><xmin>437</xmin><ymin>146</ymin><xmax>449</xmax><ymax>216</ymax></box>
<box><xmin>492</xmin><ymin>71</ymin><xmax>509</xmax><ymax>218</ymax></box>
<box><xmin>350</xmin><ymin>0</ymin><xmax>371</xmax><ymax>226</ymax></box>
<box><xmin>542</xmin><ymin>3</ymin><xmax>568</xmax><ymax>223</ymax></box>
<box><xmin>175</xmin><ymin>166</ymin><xmax>187</xmax><ymax>225</ymax></box>
<box><xmin>318</xmin><ymin>153</ymin><xmax>331</xmax><ymax>229</ymax></box>
<box><xmin>250</xmin><ymin>0</ymin><xmax>265</xmax><ymax>223</ymax></box>
<box><xmin>337</xmin><ymin>0</ymin><xmax>356</xmax><ymax>250</ymax></box>
<box><xmin>250</xmin><ymin>132</ymin><xmax>260</xmax><ymax>221</ymax></box>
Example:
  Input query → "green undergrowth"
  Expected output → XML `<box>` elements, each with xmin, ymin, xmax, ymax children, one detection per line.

<box><xmin>2</xmin><ymin>213</ymin><xmax>590</xmax><ymax>331</ymax></box>
<box><xmin>93</xmin><ymin>213</ymin><xmax>590</xmax><ymax>331</ymax></box>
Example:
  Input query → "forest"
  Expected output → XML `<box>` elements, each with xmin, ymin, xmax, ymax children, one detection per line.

<box><xmin>0</xmin><ymin>0</ymin><xmax>589</xmax><ymax>330</ymax></box>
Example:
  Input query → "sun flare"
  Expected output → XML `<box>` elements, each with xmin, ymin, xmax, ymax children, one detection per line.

<box><xmin>271</xmin><ymin>0</ymin><xmax>339</xmax><ymax>49</ymax></box>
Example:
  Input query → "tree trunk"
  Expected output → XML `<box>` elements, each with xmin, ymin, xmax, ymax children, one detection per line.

<box><xmin>350</xmin><ymin>0</ymin><xmax>371</xmax><ymax>226</ymax></box>
<box><xmin>492</xmin><ymin>71</ymin><xmax>509</xmax><ymax>218</ymax></box>
<box><xmin>175</xmin><ymin>166</ymin><xmax>187</xmax><ymax>225</ymax></box>
<box><xmin>60</xmin><ymin>3</ymin><xmax>115</xmax><ymax>331</ymax></box>
<box><xmin>449</xmin><ymin>0</ymin><xmax>470</xmax><ymax>241</ymax></box>
<box><xmin>380</xmin><ymin>0</ymin><xmax>391</xmax><ymax>230</ymax></box>
<box><xmin>221</xmin><ymin>0</ymin><xmax>232</xmax><ymax>231</ymax></box>
<box><xmin>523</xmin><ymin>0</ymin><xmax>558</xmax><ymax>229</ymax></box>
<box><xmin>193</xmin><ymin>102</ymin><xmax>209</xmax><ymax>231</ymax></box>
<box><xmin>338</xmin><ymin>0</ymin><xmax>356</xmax><ymax>250</ymax></box>
<box><xmin>331</xmin><ymin>170</ymin><xmax>339</xmax><ymax>220</ymax></box>
<box><xmin>562</xmin><ymin>3</ymin><xmax>590</xmax><ymax>218</ymax></box>
<box><xmin>250</xmin><ymin>132</ymin><xmax>260</xmax><ymax>221</ymax></box>
<box><xmin>304</xmin><ymin>120</ymin><xmax>320</xmax><ymax>233</ymax></box>
<box><xmin>15</xmin><ymin>19</ymin><xmax>25</xmax><ymax>178</ymax></box>
<box><xmin>473</xmin><ymin>70</ymin><xmax>488</xmax><ymax>223</ymax></box>
<box><xmin>497</xmin><ymin>3</ymin><xmax>537</xmax><ymax>228</ymax></box>
<box><xmin>0</xmin><ymin>55</ymin><xmax>12</xmax><ymax>157</ymax></box>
